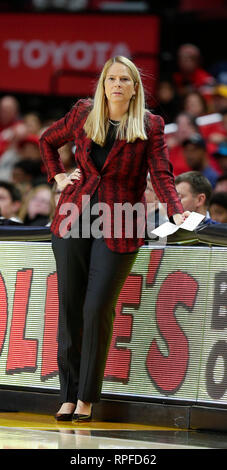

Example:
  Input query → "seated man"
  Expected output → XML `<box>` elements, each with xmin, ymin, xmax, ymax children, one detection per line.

<box><xmin>175</xmin><ymin>171</ymin><xmax>216</xmax><ymax>224</ymax></box>
<box><xmin>209</xmin><ymin>192</ymin><xmax>227</xmax><ymax>223</ymax></box>
<box><xmin>182</xmin><ymin>134</ymin><xmax>219</xmax><ymax>188</ymax></box>
<box><xmin>214</xmin><ymin>173</ymin><xmax>227</xmax><ymax>193</ymax></box>
<box><xmin>0</xmin><ymin>181</ymin><xmax>22</xmax><ymax>223</ymax></box>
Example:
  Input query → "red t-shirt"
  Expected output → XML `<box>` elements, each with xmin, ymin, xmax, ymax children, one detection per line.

<box><xmin>168</xmin><ymin>144</ymin><xmax>191</xmax><ymax>176</ymax></box>
<box><xmin>174</xmin><ymin>67</ymin><xmax>215</xmax><ymax>90</ymax></box>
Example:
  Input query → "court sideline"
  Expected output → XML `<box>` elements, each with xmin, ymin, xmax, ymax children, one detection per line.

<box><xmin>0</xmin><ymin>411</ymin><xmax>226</xmax><ymax>450</ymax></box>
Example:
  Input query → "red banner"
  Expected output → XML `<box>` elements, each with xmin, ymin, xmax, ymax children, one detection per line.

<box><xmin>0</xmin><ymin>13</ymin><xmax>160</xmax><ymax>101</ymax></box>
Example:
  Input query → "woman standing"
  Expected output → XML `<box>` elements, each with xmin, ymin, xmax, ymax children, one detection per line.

<box><xmin>39</xmin><ymin>56</ymin><xmax>188</xmax><ymax>422</ymax></box>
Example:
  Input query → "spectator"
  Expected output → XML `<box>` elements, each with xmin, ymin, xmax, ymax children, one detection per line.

<box><xmin>12</xmin><ymin>158</ymin><xmax>46</xmax><ymax>187</ymax></box>
<box><xmin>0</xmin><ymin>95</ymin><xmax>27</xmax><ymax>156</ymax></box>
<box><xmin>209</xmin><ymin>60</ymin><xmax>227</xmax><ymax>89</ymax></box>
<box><xmin>0</xmin><ymin>144</ymin><xmax>20</xmax><ymax>181</ymax></box>
<box><xmin>16</xmin><ymin>135</ymin><xmax>46</xmax><ymax>181</ymax></box>
<box><xmin>153</xmin><ymin>79</ymin><xmax>180</xmax><ymax>123</ymax></box>
<box><xmin>17</xmin><ymin>134</ymin><xmax>41</xmax><ymax>161</ymax></box>
<box><xmin>182</xmin><ymin>133</ymin><xmax>219</xmax><ymax>187</ymax></box>
<box><xmin>212</xmin><ymin>142</ymin><xmax>227</xmax><ymax>174</ymax></box>
<box><xmin>182</xmin><ymin>91</ymin><xmax>208</xmax><ymax>118</ymax></box>
<box><xmin>220</xmin><ymin>108</ymin><xmax>227</xmax><ymax>136</ymax></box>
<box><xmin>0</xmin><ymin>96</ymin><xmax>19</xmax><ymax>130</ymax></box>
<box><xmin>173</xmin><ymin>43</ymin><xmax>215</xmax><ymax>101</ymax></box>
<box><xmin>175</xmin><ymin>171</ymin><xmax>215</xmax><ymax>224</ymax></box>
<box><xmin>175</xmin><ymin>112</ymin><xmax>200</xmax><ymax>141</ymax></box>
<box><xmin>201</xmin><ymin>107</ymin><xmax>227</xmax><ymax>148</ymax></box>
<box><xmin>24</xmin><ymin>112</ymin><xmax>42</xmax><ymax>136</ymax></box>
<box><xmin>0</xmin><ymin>98</ymin><xmax>44</xmax><ymax>182</ymax></box>
<box><xmin>209</xmin><ymin>192</ymin><xmax>227</xmax><ymax>223</ymax></box>
<box><xmin>0</xmin><ymin>180</ymin><xmax>22</xmax><ymax>222</ymax></box>
<box><xmin>212</xmin><ymin>84</ymin><xmax>227</xmax><ymax>113</ymax></box>
<box><xmin>0</xmin><ymin>134</ymin><xmax>44</xmax><ymax>182</ymax></box>
<box><xmin>18</xmin><ymin>184</ymin><xmax>54</xmax><ymax>226</ymax></box>
<box><xmin>167</xmin><ymin>112</ymin><xmax>200</xmax><ymax>176</ymax></box>
<box><xmin>214</xmin><ymin>173</ymin><xmax>227</xmax><ymax>193</ymax></box>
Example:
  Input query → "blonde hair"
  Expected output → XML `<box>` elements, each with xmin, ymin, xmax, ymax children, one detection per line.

<box><xmin>18</xmin><ymin>184</ymin><xmax>55</xmax><ymax>222</ymax></box>
<box><xmin>84</xmin><ymin>56</ymin><xmax>148</xmax><ymax>145</ymax></box>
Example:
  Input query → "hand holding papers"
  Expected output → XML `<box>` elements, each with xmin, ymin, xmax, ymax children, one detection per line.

<box><xmin>151</xmin><ymin>212</ymin><xmax>205</xmax><ymax>238</ymax></box>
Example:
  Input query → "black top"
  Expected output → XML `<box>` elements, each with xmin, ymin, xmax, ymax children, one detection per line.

<box><xmin>77</xmin><ymin>121</ymin><xmax>119</xmax><ymax>235</ymax></box>
<box><xmin>90</xmin><ymin>121</ymin><xmax>119</xmax><ymax>207</ymax></box>
<box><xmin>90</xmin><ymin>121</ymin><xmax>119</xmax><ymax>173</ymax></box>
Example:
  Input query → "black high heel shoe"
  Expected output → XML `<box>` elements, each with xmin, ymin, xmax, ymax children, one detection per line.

<box><xmin>55</xmin><ymin>404</ymin><xmax>76</xmax><ymax>421</ymax></box>
<box><xmin>55</xmin><ymin>411</ymin><xmax>75</xmax><ymax>421</ymax></box>
<box><xmin>73</xmin><ymin>409</ymin><xmax>93</xmax><ymax>422</ymax></box>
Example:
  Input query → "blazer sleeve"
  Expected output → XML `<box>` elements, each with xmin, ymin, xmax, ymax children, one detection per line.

<box><xmin>39</xmin><ymin>99</ymin><xmax>81</xmax><ymax>183</ymax></box>
<box><xmin>146</xmin><ymin>113</ymin><xmax>184</xmax><ymax>218</ymax></box>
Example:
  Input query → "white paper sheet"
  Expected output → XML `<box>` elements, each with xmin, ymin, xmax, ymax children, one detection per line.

<box><xmin>151</xmin><ymin>212</ymin><xmax>205</xmax><ymax>238</ymax></box>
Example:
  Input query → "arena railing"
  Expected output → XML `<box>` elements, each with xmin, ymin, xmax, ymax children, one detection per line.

<box><xmin>0</xmin><ymin>223</ymin><xmax>227</xmax><ymax>246</ymax></box>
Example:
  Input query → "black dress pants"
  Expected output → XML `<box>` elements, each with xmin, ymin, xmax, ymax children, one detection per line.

<box><xmin>52</xmin><ymin>232</ymin><xmax>138</xmax><ymax>403</ymax></box>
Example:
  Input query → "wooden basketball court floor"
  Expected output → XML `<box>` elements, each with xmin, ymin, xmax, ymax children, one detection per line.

<box><xmin>0</xmin><ymin>411</ymin><xmax>226</xmax><ymax>449</ymax></box>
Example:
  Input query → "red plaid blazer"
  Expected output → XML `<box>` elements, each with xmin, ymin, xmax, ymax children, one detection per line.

<box><xmin>39</xmin><ymin>99</ymin><xmax>183</xmax><ymax>252</ymax></box>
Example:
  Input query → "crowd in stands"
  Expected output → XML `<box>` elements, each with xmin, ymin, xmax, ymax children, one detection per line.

<box><xmin>150</xmin><ymin>43</ymin><xmax>227</xmax><ymax>229</ymax></box>
<box><xmin>0</xmin><ymin>94</ymin><xmax>66</xmax><ymax>226</ymax></box>
<box><xmin>1</xmin><ymin>42</ymin><xmax>227</xmax><ymax>233</ymax></box>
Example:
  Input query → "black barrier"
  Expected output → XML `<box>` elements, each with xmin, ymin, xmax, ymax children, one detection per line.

<box><xmin>0</xmin><ymin>222</ymin><xmax>227</xmax><ymax>245</ymax></box>
<box><xmin>0</xmin><ymin>225</ymin><xmax>51</xmax><ymax>241</ymax></box>
<box><xmin>196</xmin><ymin>223</ymin><xmax>227</xmax><ymax>246</ymax></box>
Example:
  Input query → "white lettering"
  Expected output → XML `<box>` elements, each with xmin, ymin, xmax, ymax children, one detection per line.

<box><xmin>58</xmin><ymin>203</ymin><xmax>80</xmax><ymax>238</ymax></box>
<box><xmin>23</xmin><ymin>40</ymin><xmax>49</xmax><ymax>68</ymax></box>
<box><xmin>114</xmin><ymin>202</ymin><xmax>146</xmax><ymax>238</ymax></box>
<box><xmin>48</xmin><ymin>41</ymin><xmax>69</xmax><ymax>68</ymax></box>
<box><xmin>71</xmin><ymin>455</ymin><xmax>105</xmax><ymax>467</ymax></box>
<box><xmin>67</xmin><ymin>41</ymin><xmax>93</xmax><ymax>69</ymax></box>
<box><xmin>91</xmin><ymin>202</ymin><xmax>112</xmax><ymax>238</ymax></box>
<box><xmin>3</xmin><ymin>40</ymin><xmax>131</xmax><ymax>70</ymax></box>
<box><xmin>4</xmin><ymin>40</ymin><xmax>24</xmax><ymax>67</ymax></box>
<box><xmin>93</xmin><ymin>42</ymin><xmax>111</xmax><ymax>67</ymax></box>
